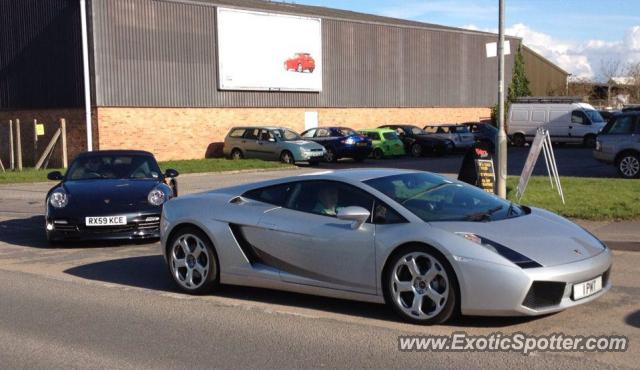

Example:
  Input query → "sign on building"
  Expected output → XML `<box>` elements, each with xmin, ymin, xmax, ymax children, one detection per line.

<box><xmin>216</xmin><ymin>7</ymin><xmax>323</xmax><ymax>92</ymax></box>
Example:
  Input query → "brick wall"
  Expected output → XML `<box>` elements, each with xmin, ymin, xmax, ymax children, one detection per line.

<box><xmin>0</xmin><ymin>108</ymin><xmax>98</xmax><ymax>169</ymax></box>
<box><xmin>97</xmin><ymin>107</ymin><xmax>491</xmax><ymax>161</ymax></box>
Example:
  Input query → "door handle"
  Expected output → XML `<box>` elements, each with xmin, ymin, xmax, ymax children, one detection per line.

<box><xmin>569</xmin><ymin>126</ymin><xmax>573</xmax><ymax>129</ymax></box>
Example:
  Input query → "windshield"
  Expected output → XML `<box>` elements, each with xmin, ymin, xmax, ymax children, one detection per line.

<box><xmin>585</xmin><ymin>109</ymin><xmax>604</xmax><ymax>123</ymax></box>
<box><xmin>66</xmin><ymin>155</ymin><xmax>161</xmax><ymax>181</ymax></box>
<box><xmin>602</xmin><ymin>115</ymin><xmax>637</xmax><ymax>135</ymax></box>
<box><xmin>273</xmin><ymin>129</ymin><xmax>302</xmax><ymax>141</ymax></box>
<box><xmin>364</xmin><ymin>173</ymin><xmax>523</xmax><ymax>222</ymax></box>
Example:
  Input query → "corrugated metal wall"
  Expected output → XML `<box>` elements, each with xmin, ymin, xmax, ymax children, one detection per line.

<box><xmin>0</xmin><ymin>0</ymin><xmax>83</xmax><ymax>109</ymax></box>
<box><xmin>91</xmin><ymin>0</ymin><xmax>517</xmax><ymax>108</ymax></box>
<box><xmin>522</xmin><ymin>45</ymin><xmax>568</xmax><ymax>96</ymax></box>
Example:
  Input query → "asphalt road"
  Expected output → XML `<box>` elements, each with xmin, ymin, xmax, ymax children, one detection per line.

<box><xmin>0</xmin><ymin>149</ymin><xmax>637</xmax><ymax>369</ymax></box>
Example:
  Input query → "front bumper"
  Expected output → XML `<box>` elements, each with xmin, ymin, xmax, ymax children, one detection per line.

<box><xmin>456</xmin><ymin>248</ymin><xmax>613</xmax><ymax>316</ymax></box>
<box><xmin>296</xmin><ymin>149</ymin><xmax>325</xmax><ymax>162</ymax></box>
<box><xmin>593</xmin><ymin>149</ymin><xmax>615</xmax><ymax>163</ymax></box>
<box><xmin>46</xmin><ymin>212</ymin><xmax>161</xmax><ymax>241</ymax></box>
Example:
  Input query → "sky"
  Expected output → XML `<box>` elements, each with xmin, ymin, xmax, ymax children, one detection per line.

<box><xmin>288</xmin><ymin>0</ymin><xmax>640</xmax><ymax>81</ymax></box>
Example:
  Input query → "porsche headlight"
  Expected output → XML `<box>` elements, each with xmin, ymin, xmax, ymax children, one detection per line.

<box><xmin>148</xmin><ymin>188</ymin><xmax>167</xmax><ymax>206</ymax></box>
<box><xmin>49</xmin><ymin>189</ymin><xmax>68</xmax><ymax>208</ymax></box>
<box><xmin>457</xmin><ymin>232</ymin><xmax>542</xmax><ymax>269</ymax></box>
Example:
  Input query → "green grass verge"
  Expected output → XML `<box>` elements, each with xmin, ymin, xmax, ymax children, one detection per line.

<box><xmin>507</xmin><ymin>176</ymin><xmax>640</xmax><ymax>221</ymax></box>
<box><xmin>0</xmin><ymin>158</ymin><xmax>291</xmax><ymax>185</ymax></box>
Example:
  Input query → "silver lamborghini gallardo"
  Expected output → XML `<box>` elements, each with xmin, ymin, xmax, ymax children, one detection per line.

<box><xmin>160</xmin><ymin>169</ymin><xmax>612</xmax><ymax>324</ymax></box>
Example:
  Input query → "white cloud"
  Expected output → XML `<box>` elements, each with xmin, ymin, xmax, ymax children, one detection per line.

<box><xmin>463</xmin><ymin>23</ymin><xmax>640</xmax><ymax>81</ymax></box>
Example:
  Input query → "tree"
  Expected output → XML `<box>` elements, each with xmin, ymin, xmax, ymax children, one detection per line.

<box><xmin>599</xmin><ymin>58</ymin><xmax>622</xmax><ymax>105</ymax></box>
<box><xmin>508</xmin><ymin>45</ymin><xmax>531</xmax><ymax>101</ymax></box>
<box><xmin>491</xmin><ymin>45</ymin><xmax>531</xmax><ymax>126</ymax></box>
<box><xmin>625</xmin><ymin>61</ymin><xmax>640</xmax><ymax>103</ymax></box>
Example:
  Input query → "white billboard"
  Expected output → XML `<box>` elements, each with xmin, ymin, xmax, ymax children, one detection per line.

<box><xmin>216</xmin><ymin>7</ymin><xmax>322</xmax><ymax>92</ymax></box>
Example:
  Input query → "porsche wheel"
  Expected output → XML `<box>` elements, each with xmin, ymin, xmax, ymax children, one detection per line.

<box><xmin>384</xmin><ymin>246</ymin><xmax>457</xmax><ymax>325</ymax></box>
<box><xmin>168</xmin><ymin>227</ymin><xmax>219</xmax><ymax>294</ymax></box>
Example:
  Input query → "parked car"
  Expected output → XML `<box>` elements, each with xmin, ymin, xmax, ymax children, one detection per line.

<box><xmin>284</xmin><ymin>52</ymin><xmax>316</xmax><ymax>73</ymax></box>
<box><xmin>378</xmin><ymin>124</ymin><xmax>453</xmax><ymax>157</ymax></box>
<box><xmin>160</xmin><ymin>169</ymin><xmax>611</xmax><ymax>324</ymax></box>
<box><xmin>466</xmin><ymin>122</ymin><xmax>499</xmax><ymax>150</ymax></box>
<box><xmin>508</xmin><ymin>99</ymin><xmax>605</xmax><ymax>147</ymax></box>
<box><xmin>357</xmin><ymin>129</ymin><xmax>405</xmax><ymax>159</ymax></box>
<box><xmin>223</xmin><ymin>126</ymin><xmax>326</xmax><ymax>165</ymax></box>
<box><xmin>45</xmin><ymin>150</ymin><xmax>179</xmax><ymax>244</ymax></box>
<box><xmin>423</xmin><ymin>124</ymin><xmax>476</xmax><ymax>151</ymax></box>
<box><xmin>301</xmin><ymin>127</ymin><xmax>372</xmax><ymax>162</ymax></box>
<box><xmin>594</xmin><ymin>112</ymin><xmax>640</xmax><ymax>178</ymax></box>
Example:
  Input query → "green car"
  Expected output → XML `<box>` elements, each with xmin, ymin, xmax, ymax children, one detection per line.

<box><xmin>358</xmin><ymin>129</ymin><xmax>406</xmax><ymax>159</ymax></box>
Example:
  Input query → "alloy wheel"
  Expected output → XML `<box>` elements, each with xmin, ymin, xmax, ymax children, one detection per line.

<box><xmin>231</xmin><ymin>149</ymin><xmax>242</xmax><ymax>160</ymax></box>
<box><xmin>390</xmin><ymin>252</ymin><xmax>449</xmax><ymax>320</ymax></box>
<box><xmin>411</xmin><ymin>144</ymin><xmax>422</xmax><ymax>157</ymax></box>
<box><xmin>170</xmin><ymin>234</ymin><xmax>212</xmax><ymax>290</ymax></box>
<box><xmin>620</xmin><ymin>155</ymin><xmax>640</xmax><ymax>178</ymax></box>
<box><xmin>324</xmin><ymin>149</ymin><xmax>336</xmax><ymax>162</ymax></box>
<box><xmin>281</xmin><ymin>151</ymin><xmax>294</xmax><ymax>164</ymax></box>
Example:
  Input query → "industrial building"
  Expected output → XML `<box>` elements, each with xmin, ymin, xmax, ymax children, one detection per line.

<box><xmin>0</xmin><ymin>0</ymin><xmax>569</xmax><ymax>164</ymax></box>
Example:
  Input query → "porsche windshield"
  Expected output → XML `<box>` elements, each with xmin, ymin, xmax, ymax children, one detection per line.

<box><xmin>66</xmin><ymin>155</ymin><xmax>162</xmax><ymax>180</ymax></box>
<box><xmin>364</xmin><ymin>173</ymin><xmax>524</xmax><ymax>222</ymax></box>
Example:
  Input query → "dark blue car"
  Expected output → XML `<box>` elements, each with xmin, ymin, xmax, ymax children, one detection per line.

<box><xmin>45</xmin><ymin>150</ymin><xmax>179</xmax><ymax>244</ymax></box>
<box><xmin>300</xmin><ymin>127</ymin><xmax>373</xmax><ymax>162</ymax></box>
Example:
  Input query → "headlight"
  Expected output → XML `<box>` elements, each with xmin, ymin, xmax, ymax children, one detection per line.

<box><xmin>457</xmin><ymin>232</ymin><xmax>542</xmax><ymax>269</ymax></box>
<box><xmin>49</xmin><ymin>189</ymin><xmax>68</xmax><ymax>208</ymax></box>
<box><xmin>148</xmin><ymin>188</ymin><xmax>167</xmax><ymax>206</ymax></box>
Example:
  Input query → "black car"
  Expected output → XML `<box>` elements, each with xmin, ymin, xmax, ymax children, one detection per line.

<box><xmin>300</xmin><ymin>126</ymin><xmax>372</xmax><ymax>162</ymax></box>
<box><xmin>466</xmin><ymin>122</ymin><xmax>498</xmax><ymax>151</ymax></box>
<box><xmin>45</xmin><ymin>150</ymin><xmax>179</xmax><ymax>244</ymax></box>
<box><xmin>378</xmin><ymin>124</ymin><xmax>453</xmax><ymax>157</ymax></box>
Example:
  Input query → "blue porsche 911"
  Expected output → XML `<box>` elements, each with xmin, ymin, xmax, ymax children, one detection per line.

<box><xmin>45</xmin><ymin>150</ymin><xmax>179</xmax><ymax>244</ymax></box>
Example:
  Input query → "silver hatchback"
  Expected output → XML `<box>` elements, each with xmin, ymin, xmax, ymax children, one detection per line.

<box><xmin>423</xmin><ymin>124</ymin><xmax>476</xmax><ymax>150</ymax></box>
<box><xmin>594</xmin><ymin>113</ymin><xmax>640</xmax><ymax>178</ymax></box>
<box><xmin>223</xmin><ymin>126</ymin><xmax>326</xmax><ymax>165</ymax></box>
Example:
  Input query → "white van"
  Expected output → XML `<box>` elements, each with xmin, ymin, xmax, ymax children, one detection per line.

<box><xmin>508</xmin><ymin>98</ymin><xmax>606</xmax><ymax>147</ymax></box>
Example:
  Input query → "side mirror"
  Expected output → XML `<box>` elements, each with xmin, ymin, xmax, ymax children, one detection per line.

<box><xmin>337</xmin><ymin>206</ymin><xmax>371</xmax><ymax>230</ymax></box>
<box><xmin>164</xmin><ymin>168</ymin><xmax>179</xmax><ymax>178</ymax></box>
<box><xmin>47</xmin><ymin>171</ymin><xmax>63</xmax><ymax>181</ymax></box>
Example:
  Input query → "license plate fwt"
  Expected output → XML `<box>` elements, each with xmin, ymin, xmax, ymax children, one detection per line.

<box><xmin>85</xmin><ymin>216</ymin><xmax>127</xmax><ymax>226</ymax></box>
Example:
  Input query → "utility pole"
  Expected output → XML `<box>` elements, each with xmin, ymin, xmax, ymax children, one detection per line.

<box><xmin>80</xmin><ymin>0</ymin><xmax>93</xmax><ymax>151</ymax></box>
<box><xmin>496</xmin><ymin>0</ymin><xmax>507</xmax><ymax>198</ymax></box>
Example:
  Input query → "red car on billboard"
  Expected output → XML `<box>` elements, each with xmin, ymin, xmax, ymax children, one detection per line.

<box><xmin>284</xmin><ymin>52</ymin><xmax>316</xmax><ymax>73</ymax></box>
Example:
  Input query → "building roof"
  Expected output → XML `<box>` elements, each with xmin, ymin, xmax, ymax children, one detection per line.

<box><xmin>167</xmin><ymin>0</ymin><xmax>516</xmax><ymax>39</ymax></box>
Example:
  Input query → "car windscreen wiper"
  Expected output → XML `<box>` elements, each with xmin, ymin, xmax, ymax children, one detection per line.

<box><xmin>465</xmin><ymin>205</ymin><xmax>504</xmax><ymax>221</ymax></box>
